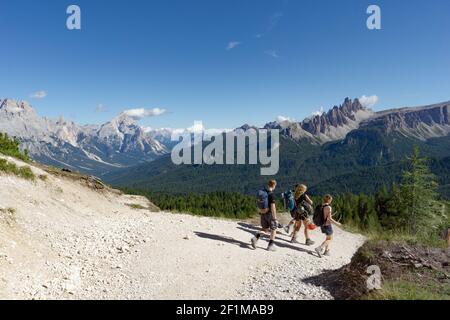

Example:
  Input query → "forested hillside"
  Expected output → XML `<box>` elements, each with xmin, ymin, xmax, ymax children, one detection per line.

<box><xmin>107</xmin><ymin>131</ymin><xmax>450</xmax><ymax>199</ymax></box>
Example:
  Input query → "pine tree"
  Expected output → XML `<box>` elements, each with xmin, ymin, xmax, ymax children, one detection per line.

<box><xmin>399</xmin><ymin>146</ymin><xmax>441</xmax><ymax>235</ymax></box>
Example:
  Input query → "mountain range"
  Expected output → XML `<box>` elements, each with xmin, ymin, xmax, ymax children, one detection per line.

<box><xmin>1</xmin><ymin>97</ymin><xmax>450</xmax><ymax>198</ymax></box>
<box><xmin>103</xmin><ymin>98</ymin><xmax>450</xmax><ymax>198</ymax></box>
<box><xmin>0</xmin><ymin>98</ymin><xmax>167</xmax><ymax>174</ymax></box>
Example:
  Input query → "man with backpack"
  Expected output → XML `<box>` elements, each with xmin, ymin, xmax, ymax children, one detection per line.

<box><xmin>251</xmin><ymin>180</ymin><xmax>278</xmax><ymax>252</ymax></box>
<box><xmin>313</xmin><ymin>194</ymin><xmax>342</xmax><ymax>257</ymax></box>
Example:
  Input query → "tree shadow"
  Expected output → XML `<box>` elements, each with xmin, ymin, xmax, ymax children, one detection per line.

<box><xmin>194</xmin><ymin>231</ymin><xmax>252</xmax><ymax>250</ymax></box>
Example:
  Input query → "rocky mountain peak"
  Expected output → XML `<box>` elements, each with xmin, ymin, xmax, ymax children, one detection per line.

<box><xmin>361</xmin><ymin>101</ymin><xmax>450</xmax><ymax>140</ymax></box>
<box><xmin>264</xmin><ymin>98</ymin><xmax>373</xmax><ymax>143</ymax></box>
<box><xmin>0</xmin><ymin>99</ymin><xmax>36</xmax><ymax>116</ymax></box>
<box><xmin>301</xmin><ymin>98</ymin><xmax>366</xmax><ymax>136</ymax></box>
<box><xmin>0</xmin><ymin>98</ymin><xmax>169</xmax><ymax>174</ymax></box>
<box><xmin>237</xmin><ymin>124</ymin><xmax>258</xmax><ymax>131</ymax></box>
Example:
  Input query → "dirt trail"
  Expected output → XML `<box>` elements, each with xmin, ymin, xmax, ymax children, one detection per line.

<box><xmin>0</xmin><ymin>155</ymin><xmax>365</xmax><ymax>299</ymax></box>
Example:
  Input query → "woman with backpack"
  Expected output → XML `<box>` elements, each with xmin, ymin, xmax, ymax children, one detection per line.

<box><xmin>314</xmin><ymin>194</ymin><xmax>342</xmax><ymax>257</ymax></box>
<box><xmin>290</xmin><ymin>184</ymin><xmax>315</xmax><ymax>246</ymax></box>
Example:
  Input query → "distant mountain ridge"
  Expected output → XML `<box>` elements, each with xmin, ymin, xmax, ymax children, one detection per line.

<box><xmin>360</xmin><ymin>101</ymin><xmax>450</xmax><ymax>139</ymax></box>
<box><xmin>264</xmin><ymin>97</ymin><xmax>375</xmax><ymax>143</ymax></box>
<box><xmin>0</xmin><ymin>98</ymin><xmax>167</xmax><ymax>174</ymax></box>
<box><xmin>101</xmin><ymin>98</ymin><xmax>450</xmax><ymax>199</ymax></box>
<box><xmin>264</xmin><ymin>98</ymin><xmax>450</xmax><ymax>144</ymax></box>
<box><xmin>1</xmin><ymin>97</ymin><xmax>449</xmax><ymax>178</ymax></box>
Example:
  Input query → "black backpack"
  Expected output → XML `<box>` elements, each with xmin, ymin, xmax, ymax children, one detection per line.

<box><xmin>313</xmin><ymin>204</ymin><xmax>329</xmax><ymax>227</ymax></box>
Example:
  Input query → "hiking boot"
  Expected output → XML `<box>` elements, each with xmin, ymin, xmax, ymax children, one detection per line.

<box><xmin>315</xmin><ymin>246</ymin><xmax>323</xmax><ymax>258</ymax></box>
<box><xmin>267</xmin><ymin>243</ymin><xmax>276</xmax><ymax>252</ymax></box>
<box><xmin>305</xmin><ymin>238</ymin><xmax>315</xmax><ymax>246</ymax></box>
<box><xmin>251</xmin><ymin>237</ymin><xmax>258</xmax><ymax>249</ymax></box>
<box><xmin>323</xmin><ymin>250</ymin><xmax>331</xmax><ymax>257</ymax></box>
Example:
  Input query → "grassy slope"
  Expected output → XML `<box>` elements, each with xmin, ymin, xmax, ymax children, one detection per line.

<box><xmin>0</xmin><ymin>133</ymin><xmax>35</xmax><ymax>180</ymax></box>
<box><xmin>305</xmin><ymin>238</ymin><xmax>450</xmax><ymax>300</ymax></box>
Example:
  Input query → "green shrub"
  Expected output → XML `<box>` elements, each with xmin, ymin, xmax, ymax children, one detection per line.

<box><xmin>0</xmin><ymin>158</ymin><xmax>35</xmax><ymax>180</ymax></box>
<box><xmin>365</xmin><ymin>280</ymin><xmax>450</xmax><ymax>300</ymax></box>
<box><xmin>126</xmin><ymin>203</ymin><xmax>147</xmax><ymax>210</ymax></box>
<box><xmin>0</xmin><ymin>132</ymin><xmax>30</xmax><ymax>161</ymax></box>
<box><xmin>0</xmin><ymin>207</ymin><xmax>16</xmax><ymax>216</ymax></box>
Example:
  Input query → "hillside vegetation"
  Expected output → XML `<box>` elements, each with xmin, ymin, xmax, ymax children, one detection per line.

<box><xmin>0</xmin><ymin>132</ymin><xmax>30</xmax><ymax>161</ymax></box>
<box><xmin>0</xmin><ymin>132</ymin><xmax>34</xmax><ymax>180</ymax></box>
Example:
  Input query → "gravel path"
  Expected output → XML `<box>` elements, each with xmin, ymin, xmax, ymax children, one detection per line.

<box><xmin>0</xmin><ymin>156</ymin><xmax>365</xmax><ymax>299</ymax></box>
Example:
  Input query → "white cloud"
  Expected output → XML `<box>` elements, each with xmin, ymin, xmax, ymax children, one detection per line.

<box><xmin>311</xmin><ymin>107</ymin><xmax>325</xmax><ymax>117</ymax></box>
<box><xmin>186</xmin><ymin>121</ymin><xmax>232</xmax><ymax>135</ymax></box>
<box><xmin>187</xmin><ymin>121</ymin><xmax>205</xmax><ymax>133</ymax></box>
<box><xmin>226</xmin><ymin>41</ymin><xmax>241</xmax><ymax>50</ymax></box>
<box><xmin>169</xmin><ymin>121</ymin><xmax>232</xmax><ymax>137</ymax></box>
<box><xmin>359</xmin><ymin>95</ymin><xmax>379</xmax><ymax>108</ymax></box>
<box><xmin>30</xmin><ymin>90</ymin><xmax>47</xmax><ymax>99</ymax></box>
<box><xmin>265</xmin><ymin>50</ymin><xmax>280</xmax><ymax>58</ymax></box>
<box><xmin>122</xmin><ymin>107</ymin><xmax>166</xmax><ymax>120</ymax></box>
<box><xmin>256</xmin><ymin>12</ymin><xmax>284</xmax><ymax>41</ymax></box>
<box><xmin>269</xmin><ymin>12</ymin><xmax>283</xmax><ymax>30</ymax></box>
<box><xmin>276</xmin><ymin>115</ymin><xmax>296</xmax><ymax>123</ymax></box>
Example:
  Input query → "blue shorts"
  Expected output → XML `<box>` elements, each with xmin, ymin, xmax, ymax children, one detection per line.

<box><xmin>321</xmin><ymin>225</ymin><xmax>333</xmax><ymax>236</ymax></box>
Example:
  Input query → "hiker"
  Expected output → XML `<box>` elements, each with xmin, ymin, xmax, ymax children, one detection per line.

<box><xmin>283</xmin><ymin>184</ymin><xmax>300</xmax><ymax>234</ymax></box>
<box><xmin>314</xmin><ymin>194</ymin><xmax>341</xmax><ymax>257</ymax></box>
<box><xmin>252</xmin><ymin>180</ymin><xmax>278</xmax><ymax>252</ymax></box>
<box><xmin>289</xmin><ymin>184</ymin><xmax>315</xmax><ymax>246</ymax></box>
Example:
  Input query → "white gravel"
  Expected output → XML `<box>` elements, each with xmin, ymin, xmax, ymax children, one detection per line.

<box><xmin>0</xmin><ymin>155</ymin><xmax>365</xmax><ymax>300</ymax></box>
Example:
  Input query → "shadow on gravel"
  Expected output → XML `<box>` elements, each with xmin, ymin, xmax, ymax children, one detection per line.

<box><xmin>238</xmin><ymin>222</ymin><xmax>260</xmax><ymax>231</ymax></box>
<box><xmin>303</xmin><ymin>269</ymin><xmax>348</xmax><ymax>300</ymax></box>
<box><xmin>237</xmin><ymin>223</ymin><xmax>317</xmax><ymax>257</ymax></box>
<box><xmin>194</xmin><ymin>231</ymin><xmax>252</xmax><ymax>249</ymax></box>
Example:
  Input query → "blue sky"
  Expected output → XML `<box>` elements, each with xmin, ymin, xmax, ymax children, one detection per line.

<box><xmin>1</xmin><ymin>0</ymin><xmax>450</xmax><ymax>129</ymax></box>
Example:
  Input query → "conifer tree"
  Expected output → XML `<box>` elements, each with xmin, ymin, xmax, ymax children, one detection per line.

<box><xmin>400</xmin><ymin>146</ymin><xmax>441</xmax><ymax>234</ymax></box>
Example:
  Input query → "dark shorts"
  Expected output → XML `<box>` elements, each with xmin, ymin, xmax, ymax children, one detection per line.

<box><xmin>321</xmin><ymin>225</ymin><xmax>333</xmax><ymax>236</ymax></box>
<box><xmin>290</xmin><ymin>209</ymin><xmax>307</xmax><ymax>221</ymax></box>
<box><xmin>261</xmin><ymin>212</ymin><xmax>277</xmax><ymax>231</ymax></box>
